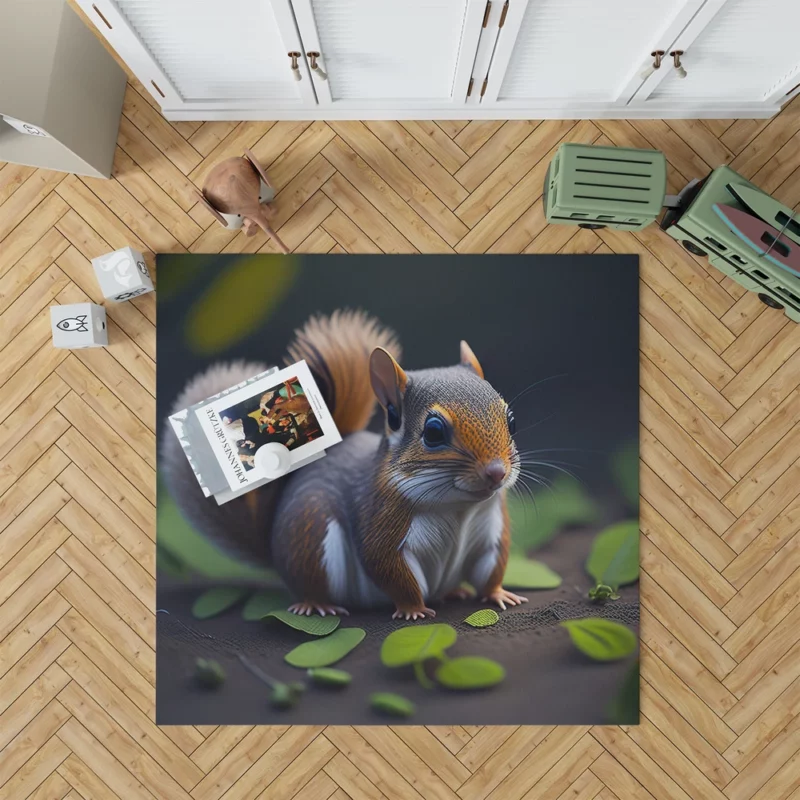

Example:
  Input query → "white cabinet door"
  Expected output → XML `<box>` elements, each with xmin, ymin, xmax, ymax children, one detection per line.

<box><xmin>76</xmin><ymin>0</ymin><xmax>316</xmax><ymax>111</ymax></box>
<box><xmin>633</xmin><ymin>0</ymin><xmax>800</xmax><ymax>108</ymax></box>
<box><xmin>480</xmin><ymin>0</ymin><xmax>705</xmax><ymax>108</ymax></box>
<box><xmin>289</xmin><ymin>0</ymin><xmax>486</xmax><ymax>108</ymax></box>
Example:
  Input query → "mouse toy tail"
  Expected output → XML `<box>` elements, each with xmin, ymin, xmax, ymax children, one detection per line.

<box><xmin>253</xmin><ymin>212</ymin><xmax>291</xmax><ymax>254</ymax></box>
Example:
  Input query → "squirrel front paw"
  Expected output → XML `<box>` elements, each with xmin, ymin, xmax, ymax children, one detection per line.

<box><xmin>288</xmin><ymin>602</ymin><xmax>350</xmax><ymax>617</ymax></box>
<box><xmin>392</xmin><ymin>605</ymin><xmax>437</xmax><ymax>621</ymax></box>
<box><xmin>482</xmin><ymin>588</ymin><xmax>528</xmax><ymax>611</ymax></box>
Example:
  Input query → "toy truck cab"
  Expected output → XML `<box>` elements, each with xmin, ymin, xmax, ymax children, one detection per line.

<box><xmin>660</xmin><ymin>165</ymin><xmax>800</xmax><ymax>322</ymax></box>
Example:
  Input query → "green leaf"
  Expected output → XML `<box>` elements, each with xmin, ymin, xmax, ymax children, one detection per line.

<box><xmin>380</xmin><ymin>623</ymin><xmax>457</xmax><ymax>667</ymax></box>
<box><xmin>588</xmin><ymin>584</ymin><xmax>620</xmax><ymax>602</ymax></box>
<box><xmin>242</xmin><ymin>589</ymin><xmax>292</xmax><ymax>621</ymax></box>
<box><xmin>157</xmin><ymin>483</ymin><xmax>278</xmax><ymax>581</ymax></box>
<box><xmin>435</xmin><ymin>656</ymin><xmax>506</xmax><ymax>689</ymax></box>
<box><xmin>264</xmin><ymin>610</ymin><xmax>340</xmax><ymax>636</ymax></box>
<box><xmin>307</xmin><ymin>667</ymin><xmax>352</xmax><ymax>687</ymax></box>
<box><xmin>612</xmin><ymin>440</ymin><xmax>639</xmax><ymax>508</ymax></box>
<box><xmin>464</xmin><ymin>609</ymin><xmax>500</xmax><ymax>628</ymax></box>
<box><xmin>185</xmin><ymin>254</ymin><xmax>297</xmax><ymax>355</ymax></box>
<box><xmin>561</xmin><ymin>618</ymin><xmax>637</xmax><ymax>661</ymax></box>
<box><xmin>284</xmin><ymin>628</ymin><xmax>366</xmax><ymax>668</ymax></box>
<box><xmin>270</xmin><ymin>682</ymin><xmax>303</xmax><ymax>709</ymax></box>
<box><xmin>508</xmin><ymin>476</ymin><xmax>599</xmax><ymax>554</ymax></box>
<box><xmin>192</xmin><ymin>587</ymin><xmax>248</xmax><ymax>619</ymax></box>
<box><xmin>370</xmin><ymin>692</ymin><xmax>415</xmax><ymax>718</ymax></box>
<box><xmin>586</xmin><ymin>521</ymin><xmax>639</xmax><ymax>588</ymax></box>
<box><xmin>194</xmin><ymin>658</ymin><xmax>225</xmax><ymax>689</ymax></box>
<box><xmin>503</xmin><ymin>556</ymin><xmax>562</xmax><ymax>589</ymax></box>
<box><xmin>608</xmin><ymin>660</ymin><xmax>640</xmax><ymax>724</ymax></box>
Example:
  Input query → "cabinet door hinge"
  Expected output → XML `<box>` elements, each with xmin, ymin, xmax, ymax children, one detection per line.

<box><xmin>480</xmin><ymin>77</ymin><xmax>488</xmax><ymax>97</ymax></box>
<box><xmin>499</xmin><ymin>0</ymin><xmax>509</xmax><ymax>27</ymax></box>
<box><xmin>467</xmin><ymin>77</ymin><xmax>474</xmax><ymax>97</ymax></box>
<box><xmin>482</xmin><ymin>1</ymin><xmax>492</xmax><ymax>27</ymax></box>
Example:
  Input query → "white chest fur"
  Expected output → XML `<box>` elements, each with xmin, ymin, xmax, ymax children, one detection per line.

<box><xmin>403</xmin><ymin>494</ymin><xmax>505</xmax><ymax>601</ymax></box>
<box><xmin>321</xmin><ymin>494</ymin><xmax>505</xmax><ymax>608</ymax></box>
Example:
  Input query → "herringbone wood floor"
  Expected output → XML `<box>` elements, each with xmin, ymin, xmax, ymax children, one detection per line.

<box><xmin>3</xmin><ymin>44</ymin><xmax>800</xmax><ymax>798</ymax></box>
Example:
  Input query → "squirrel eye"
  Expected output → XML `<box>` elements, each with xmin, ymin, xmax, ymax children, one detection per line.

<box><xmin>506</xmin><ymin>406</ymin><xmax>516</xmax><ymax>435</ymax></box>
<box><xmin>422</xmin><ymin>414</ymin><xmax>447</xmax><ymax>448</ymax></box>
<box><xmin>386</xmin><ymin>402</ymin><xmax>401</xmax><ymax>432</ymax></box>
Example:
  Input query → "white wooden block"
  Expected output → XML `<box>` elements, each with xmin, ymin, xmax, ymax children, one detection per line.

<box><xmin>50</xmin><ymin>303</ymin><xmax>107</xmax><ymax>349</ymax></box>
<box><xmin>91</xmin><ymin>246</ymin><xmax>154</xmax><ymax>302</ymax></box>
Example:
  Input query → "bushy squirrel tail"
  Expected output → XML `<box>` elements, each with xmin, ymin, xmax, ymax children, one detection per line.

<box><xmin>161</xmin><ymin>312</ymin><xmax>400</xmax><ymax>568</ymax></box>
<box><xmin>161</xmin><ymin>360</ymin><xmax>282</xmax><ymax>567</ymax></box>
<box><xmin>286</xmin><ymin>309</ymin><xmax>401</xmax><ymax>435</ymax></box>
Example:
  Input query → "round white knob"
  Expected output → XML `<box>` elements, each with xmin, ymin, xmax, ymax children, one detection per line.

<box><xmin>254</xmin><ymin>442</ymin><xmax>292</xmax><ymax>479</ymax></box>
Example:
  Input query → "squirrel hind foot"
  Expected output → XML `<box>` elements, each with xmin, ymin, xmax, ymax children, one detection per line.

<box><xmin>481</xmin><ymin>589</ymin><xmax>529</xmax><ymax>611</ymax></box>
<box><xmin>391</xmin><ymin>606</ymin><xmax>437</xmax><ymax>621</ymax></box>
<box><xmin>288</xmin><ymin>602</ymin><xmax>350</xmax><ymax>617</ymax></box>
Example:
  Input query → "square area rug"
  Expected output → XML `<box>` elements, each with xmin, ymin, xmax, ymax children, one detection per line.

<box><xmin>156</xmin><ymin>253</ymin><xmax>639</xmax><ymax>725</ymax></box>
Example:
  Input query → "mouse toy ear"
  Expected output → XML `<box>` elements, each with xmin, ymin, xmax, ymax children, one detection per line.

<box><xmin>460</xmin><ymin>340</ymin><xmax>484</xmax><ymax>379</ymax></box>
<box><xmin>370</xmin><ymin>347</ymin><xmax>408</xmax><ymax>432</ymax></box>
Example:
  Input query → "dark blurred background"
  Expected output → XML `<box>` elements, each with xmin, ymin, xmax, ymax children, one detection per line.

<box><xmin>157</xmin><ymin>253</ymin><xmax>639</xmax><ymax>499</ymax></box>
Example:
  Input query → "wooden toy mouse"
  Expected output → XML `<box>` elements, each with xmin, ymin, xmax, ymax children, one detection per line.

<box><xmin>163</xmin><ymin>310</ymin><xmax>528</xmax><ymax>621</ymax></box>
<box><xmin>196</xmin><ymin>148</ymin><xmax>290</xmax><ymax>254</ymax></box>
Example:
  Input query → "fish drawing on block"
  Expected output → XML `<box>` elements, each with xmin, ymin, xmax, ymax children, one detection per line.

<box><xmin>56</xmin><ymin>315</ymin><xmax>89</xmax><ymax>332</ymax></box>
<box><xmin>712</xmin><ymin>204</ymin><xmax>800</xmax><ymax>278</ymax></box>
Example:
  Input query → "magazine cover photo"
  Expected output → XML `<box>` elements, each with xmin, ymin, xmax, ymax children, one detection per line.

<box><xmin>217</xmin><ymin>374</ymin><xmax>322</xmax><ymax>471</ymax></box>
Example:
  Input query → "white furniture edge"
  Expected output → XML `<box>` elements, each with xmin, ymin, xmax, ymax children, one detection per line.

<box><xmin>75</xmin><ymin>0</ymin><xmax>797</xmax><ymax>122</ymax></box>
<box><xmin>161</xmin><ymin>103</ymin><xmax>780</xmax><ymax>121</ymax></box>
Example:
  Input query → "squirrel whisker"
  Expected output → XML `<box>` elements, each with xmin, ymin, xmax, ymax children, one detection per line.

<box><xmin>512</xmin><ymin>413</ymin><xmax>557</xmax><ymax>438</ymax></box>
<box><xmin>510</xmin><ymin>476</ymin><xmax>540</xmax><ymax>523</ymax></box>
<box><xmin>506</xmin><ymin>373</ymin><xmax>568</xmax><ymax>408</ymax></box>
<box><xmin>519</xmin><ymin>460</ymin><xmax>584</xmax><ymax>485</ymax></box>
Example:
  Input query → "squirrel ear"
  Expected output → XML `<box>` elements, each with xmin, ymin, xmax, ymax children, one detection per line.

<box><xmin>370</xmin><ymin>347</ymin><xmax>407</xmax><ymax>431</ymax></box>
<box><xmin>460</xmin><ymin>340</ymin><xmax>484</xmax><ymax>379</ymax></box>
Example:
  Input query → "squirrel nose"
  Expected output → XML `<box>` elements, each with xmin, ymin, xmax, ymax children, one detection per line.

<box><xmin>484</xmin><ymin>459</ymin><xmax>506</xmax><ymax>489</ymax></box>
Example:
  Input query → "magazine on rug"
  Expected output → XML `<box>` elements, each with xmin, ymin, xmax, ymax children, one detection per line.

<box><xmin>169</xmin><ymin>360</ymin><xmax>341</xmax><ymax>504</ymax></box>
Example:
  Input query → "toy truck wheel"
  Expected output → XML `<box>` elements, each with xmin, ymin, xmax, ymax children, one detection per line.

<box><xmin>578</xmin><ymin>223</ymin><xmax>606</xmax><ymax>230</ymax></box>
<box><xmin>682</xmin><ymin>240</ymin><xmax>707</xmax><ymax>257</ymax></box>
<box><xmin>758</xmin><ymin>293</ymin><xmax>784</xmax><ymax>310</ymax></box>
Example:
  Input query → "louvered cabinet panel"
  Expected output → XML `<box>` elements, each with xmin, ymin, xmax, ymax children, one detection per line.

<box><xmin>75</xmin><ymin>0</ymin><xmax>313</xmax><ymax>108</ymax></box>
<box><xmin>118</xmin><ymin>0</ymin><xmax>299</xmax><ymax>101</ymax></box>
<box><xmin>648</xmin><ymin>0</ymin><xmax>800</xmax><ymax>102</ymax></box>
<box><xmin>291</xmin><ymin>0</ymin><xmax>484</xmax><ymax>104</ymax></box>
<box><xmin>494</xmin><ymin>0</ymin><xmax>696</xmax><ymax>103</ymax></box>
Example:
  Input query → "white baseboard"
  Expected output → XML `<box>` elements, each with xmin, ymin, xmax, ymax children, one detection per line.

<box><xmin>162</xmin><ymin>103</ymin><xmax>780</xmax><ymax>121</ymax></box>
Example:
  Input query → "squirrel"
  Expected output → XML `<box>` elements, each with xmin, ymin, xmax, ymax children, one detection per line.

<box><xmin>162</xmin><ymin>310</ymin><xmax>527</xmax><ymax>621</ymax></box>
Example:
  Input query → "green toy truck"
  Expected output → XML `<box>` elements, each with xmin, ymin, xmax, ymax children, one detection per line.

<box><xmin>660</xmin><ymin>165</ymin><xmax>800</xmax><ymax>322</ymax></box>
<box><xmin>544</xmin><ymin>143</ymin><xmax>800</xmax><ymax>322</ymax></box>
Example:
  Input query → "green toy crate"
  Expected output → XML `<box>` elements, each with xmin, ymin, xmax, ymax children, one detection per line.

<box><xmin>661</xmin><ymin>164</ymin><xmax>800</xmax><ymax>323</ymax></box>
<box><xmin>544</xmin><ymin>143</ymin><xmax>667</xmax><ymax>231</ymax></box>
